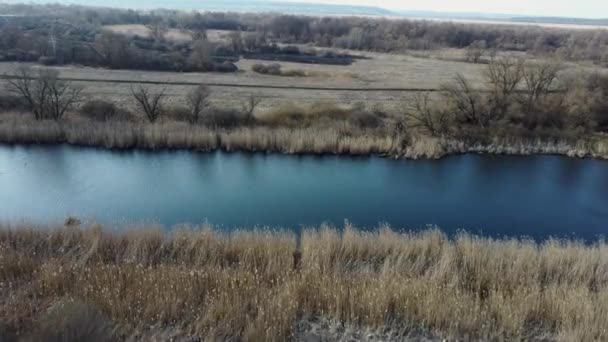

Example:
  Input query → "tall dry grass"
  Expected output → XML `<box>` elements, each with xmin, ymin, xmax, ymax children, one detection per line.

<box><xmin>2</xmin><ymin>224</ymin><xmax>608</xmax><ymax>341</ymax></box>
<box><xmin>0</xmin><ymin>112</ymin><xmax>607</xmax><ymax>159</ymax></box>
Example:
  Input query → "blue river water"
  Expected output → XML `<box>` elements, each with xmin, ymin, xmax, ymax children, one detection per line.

<box><xmin>1</xmin><ymin>144</ymin><xmax>607</xmax><ymax>240</ymax></box>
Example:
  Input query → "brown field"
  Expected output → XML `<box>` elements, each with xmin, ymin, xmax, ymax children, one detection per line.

<box><xmin>1</xmin><ymin>28</ymin><xmax>601</xmax><ymax>114</ymax></box>
<box><xmin>2</xmin><ymin>224</ymin><xmax>608</xmax><ymax>341</ymax></box>
<box><xmin>0</xmin><ymin>51</ymin><xmax>490</xmax><ymax>112</ymax></box>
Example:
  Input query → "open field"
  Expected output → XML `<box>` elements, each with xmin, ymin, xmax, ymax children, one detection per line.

<box><xmin>0</xmin><ymin>44</ymin><xmax>602</xmax><ymax>112</ymax></box>
<box><xmin>2</xmin><ymin>224</ymin><xmax>608</xmax><ymax>341</ymax></box>
<box><xmin>0</xmin><ymin>51</ymin><xmax>515</xmax><ymax>111</ymax></box>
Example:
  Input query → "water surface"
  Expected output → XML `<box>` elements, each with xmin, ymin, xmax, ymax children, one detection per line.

<box><xmin>1</xmin><ymin>144</ymin><xmax>607</xmax><ymax>239</ymax></box>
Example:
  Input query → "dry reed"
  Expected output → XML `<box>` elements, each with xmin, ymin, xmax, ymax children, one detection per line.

<box><xmin>0</xmin><ymin>113</ymin><xmax>607</xmax><ymax>160</ymax></box>
<box><xmin>2</xmin><ymin>223</ymin><xmax>608</xmax><ymax>341</ymax></box>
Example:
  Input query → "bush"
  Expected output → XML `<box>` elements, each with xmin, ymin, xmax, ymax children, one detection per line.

<box><xmin>261</xmin><ymin>104</ymin><xmax>307</xmax><ymax>127</ymax></box>
<box><xmin>0</xmin><ymin>93</ymin><xmax>29</xmax><ymax>111</ymax></box>
<box><xmin>213</xmin><ymin>61</ymin><xmax>238</xmax><ymax>73</ymax></box>
<box><xmin>251</xmin><ymin>63</ymin><xmax>306</xmax><ymax>77</ymax></box>
<box><xmin>261</xmin><ymin>102</ymin><xmax>354</xmax><ymax>127</ymax></box>
<box><xmin>28</xmin><ymin>299</ymin><xmax>115</xmax><ymax>342</ymax></box>
<box><xmin>165</xmin><ymin>106</ymin><xmax>191</xmax><ymax>122</ymax></box>
<box><xmin>79</xmin><ymin>100</ymin><xmax>118</xmax><ymax>121</ymax></box>
<box><xmin>348</xmin><ymin>110</ymin><xmax>383</xmax><ymax>129</ymax></box>
<box><xmin>280</xmin><ymin>69</ymin><xmax>306</xmax><ymax>77</ymax></box>
<box><xmin>202</xmin><ymin>108</ymin><xmax>248</xmax><ymax>128</ymax></box>
<box><xmin>38</xmin><ymin>56</ymin><xmax>57</xmax><ymax>65</ymax></box>
<box><xmin>252</xmin><ymin>63</ymin><xmax>282</xmax><ymax>75</ymax></box>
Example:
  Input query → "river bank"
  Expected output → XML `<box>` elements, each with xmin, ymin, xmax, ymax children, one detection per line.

<box><xmin>1</xmin><ymin>114</ymin><xmax>607</xmax><ymax>160</ymax></box>
<box><xmin>1</xmin><ymin>224</ymin><xmax>607</xmax><ymax>341</ymax></box>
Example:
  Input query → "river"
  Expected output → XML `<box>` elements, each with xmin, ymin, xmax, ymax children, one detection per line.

<box><xmin>1</xmin><ymin>144</ymin><xmax>607</xmax><ymax>239</ymax></box>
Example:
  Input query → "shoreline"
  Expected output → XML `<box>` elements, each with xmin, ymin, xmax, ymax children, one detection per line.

<box><xmin>1</xmin><ymin>117</ymin><xmax>607</xmax><ymax>161</ymax></box>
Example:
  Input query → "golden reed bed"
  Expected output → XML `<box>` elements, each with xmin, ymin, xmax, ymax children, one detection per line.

<box><xmin>1</xmin><ymin>223</ymin><xmax>607</xmax><ymax>341</ymax></box>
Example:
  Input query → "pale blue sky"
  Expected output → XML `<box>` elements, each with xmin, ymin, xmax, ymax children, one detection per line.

<box><xmin>287</xmin><ymin>0</ymin><xmax>607</xmax><ymax>18</ymax></box>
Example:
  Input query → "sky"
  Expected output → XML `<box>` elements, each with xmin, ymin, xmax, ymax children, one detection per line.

<box><xmin>286</xmin><ymin>0</ymin><xmax>607</xmax><ymax>18</ymax></box>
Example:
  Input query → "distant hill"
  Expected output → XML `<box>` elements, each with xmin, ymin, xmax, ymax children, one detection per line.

<box><xmin>189</xmin><ymin>0</ymin><xmax>394</xmax><ymax>16</ymax></box>
<box><xmin>9</xmin><ymin>0</ymin><xmax>393</xmax><ymax>16</ymax></box>
<box><xmin>510</xmin><ymin>16</ymin><xmax>608</xmax><ymax>26</ymax></box>
<box><xmin>395</xmin><ymin>10</ymin><xmax>514</xmax><ymax>20</ymax></box>
<box><xmin>4</xmin><ymin>0</ymin><xmax>607</xmax><ymax>27</ymax></box>
<box><xmin>395</xmin><ymin>10</ymin><xmax>608</xmax><ymax>27</ymax></box>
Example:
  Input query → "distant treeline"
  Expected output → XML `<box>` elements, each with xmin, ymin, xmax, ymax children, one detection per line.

<box><xmin>2</xmin><ymin>3</ymin><xmax>608</xmax><ymax>65</ymax></box>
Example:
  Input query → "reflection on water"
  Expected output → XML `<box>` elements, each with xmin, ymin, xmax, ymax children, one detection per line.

<box><xmin>0</xmin><ymin>144</ymin><xmax>607</xmax><ymax>240</ymax></box>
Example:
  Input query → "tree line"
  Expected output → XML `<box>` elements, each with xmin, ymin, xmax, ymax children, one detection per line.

<box><xmin>402</xmin><ymin>59</ymin><xmax>608</xmax><ymax>140</ymax></box>
<box><xmin>2</xmin><ymin>3</ymin><xmax>607</xmax><ymax>65</ymax></box>
<box><xmin>2</xmin><ymin>65</ymin><xmax>263</xmax><ymax>127</ymax></box>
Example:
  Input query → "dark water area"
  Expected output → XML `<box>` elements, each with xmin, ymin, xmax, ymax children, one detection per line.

<box><xmin>1</xmin><ymin>144</ymin><xmax>607</xmax><ymax>240</ymax></box>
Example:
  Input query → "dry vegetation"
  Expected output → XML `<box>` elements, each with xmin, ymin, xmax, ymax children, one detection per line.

<box><xmin>2</xmin><ymin>224</ymin><xmax>608</xmax><ymax>341</ymax></box>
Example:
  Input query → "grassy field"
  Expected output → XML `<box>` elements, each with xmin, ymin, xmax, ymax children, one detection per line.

<box><xmin>2</xmin><ymin>224</ymin><xmax>608</xmax><ymax>341</ymax></box>
<box><xmin>0</xmin><ymin>48</ymin><xmax>490</xmax><ymax>112</ymax></box>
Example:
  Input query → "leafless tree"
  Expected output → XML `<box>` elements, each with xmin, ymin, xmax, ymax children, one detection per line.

<box><xmin>228</xmin><ymin>31</ymin><xmax>243</xmax><ymax>54</ymax></box>
<box><xmin>6</xmin><ymin>66</ymin><xmax>37</xmax><ymax>116</ymax></box>
<box><xmin>94</xmin><ymin>31</ymin><xmax>131</xmax><ymax>68</ymax></box>
<box><xmin>519</xmin><ymin>61</ymin><xmax>563</xmax><ymax>115</ymax></box>
<box><xmin>485</xmin><ymin>57</ymin><xmax>524</xmax><ymax>119</ymax></box>
<box><xmin>189</xmin><ymin>28</ymin><xmax>208</xmax><ymax>42</ymax></box>
<box><xmin>242</xmin><ymin>95</ymin><xmax>261</xmax><ymax>122</ymax></box>
<box><xmin>402</xmin><ymin>92</ymin><xmax>450</xmax><ymax>136</ymax></box>
<box><xmin>147</xmin><ymin>20</ymin><xmax>168</xmax><ymax>42</ymax></box>
<box><xmin>6</xmin><ymin>66</ymin><xmax>82</xmax><ymax>120</ymax></box>
<box><xmin>130</xmin><ymin>84</ymin><xmax>166</xmax><ymax>122</ymax></box>
<box><xmin>43</xmin><ymin>70</ymin><xmax>83</xmax><ymax>120</ymax></box>
<box><xmin>442</xmin><ymin>73</ymin><xmax>486</xmax><ymax>127</ymax></box>
<box><xmin>189</xmin><ymin>39</ymin><xmax>214</xmax><ymax>71</ymax></box>
<box><xmin>466</xmin><ymin>40</ymin><xmax>486</xmax><ymax>64</ymax></box>
<box><xmin>186</xmin><ymin>84</ymin><xmax>211</xmax><ymax>123</ymax></box>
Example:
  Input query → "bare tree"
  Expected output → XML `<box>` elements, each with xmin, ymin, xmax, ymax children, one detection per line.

<box><xmin>186</xmin><ymin>84</ymin><xmax>211</xmax><ymax>123</ymax></box>
<box><xmin>228</xmin><ymin>31</ymin><xmax>243</xmax><ymax>54</ymax></box>
<box><xmin>43</xmin><ymin>70</ymin><xmax>83</xmax><ymax>120</ymax></box>
<box><xmin>147</xmin><ymin>20</ymin><xmax>168</xmax><ymax>42</ymax></box>
<box><xmin>442</xmin><ymin>73</ymin><xmax>487</xmax><ymax>127</ymax></box>
<box><xmin>402</xmin><ymin>92</ymin><xmax>450</xmax><ymax>136</ymax></box>
<box><xmin>466</xmin><ymin>40</ymin><xmax>486</xmax><ymax>64</ymax></box>
<box><xmin>519</xmin><ymin>61</ymin><xmax>563</xmax><ymax>115</ymax></box>
<box><xmin>189</xmin><ymin>39</ymin><xmax>214</xmax><ymax>71</ymax></box>
<box><xmin>189</xmin><ymin>28</ymin><xmax>208</xmax><ymax>42</ymax></box>
<box><xmin>242</xmin><ymin>95</ymin><xmax>261</xmax><ymax>122</ymax></box>
<box><xmin>130</xmin><ymin>84</ymin><xmax>166</xmax><ymax>122</ymax></box>
<box><xmin>6</xmin><ymin>66</ymin><xmax>81</xmax><ymax>120</ymax></box>
<box><xmin>94</xmin><ymin>31</ymin><xmax>131</xmax><ymax>69</ymax></box>
<box><xmin>485</xmin><ymin>57</ymin><xmax>524</xmax><ymax>119</ymax></box>
<box><xmin>6</xmin><ymin>66</ymin><xmax>37</xmax><ymax>116</ymax></box>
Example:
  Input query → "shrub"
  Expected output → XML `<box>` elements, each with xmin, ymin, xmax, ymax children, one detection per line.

<box><xmin>348</xmin><ymin>110</ymin><xmax>383</xmax><ymax>129</ymax></box>
<box><xmin>165</xmin><ymin>106</ymin><xmax>191</xmax><ymax>122</ymax></box>
<box><xmin>213</xmin><ymin>61</ymin><xmax>238</xmax><ymax>73</ymax></box>
<box><xmin>261</xmin><ymin>104</ymin><xmax>307</xmax><ymax>127</ymax></box>
<box><xmin>280</xmin><ymin>69</ymin><xmax>306</xmax><ymax>77</ymax></box>
<box><xmin>202</xmin><ymin>108</ymin><xmax>248</xmax><ymax>128</ymax></box>
<box><xmin>252</xmin><ymin>63</ymin><xmax>306</xmax><ymax>77</ymax></box>
<box><xmin>38</xmin><ymin>56</ymin><xmax>57</xmax><ymax>66</ymax></box>
<box><xmin>28</xmin><ymin>299</ymin><xmax>116</xmax><ymax>342</ymax></box>
<box><xmin>79</xmin><ymin>100</ymin><xmax>118</xmax><ymax>121</ymax></box>
<box><xmin>261</xmin><ymin>102</ymin><xmax>353</xmax><ymax>127</ymax></box>
<box><xmin>0</xmin><ymin>93</ymin><xmax>29</xmax><ymax>111</ymax></box>
<box><xmin>252</xmin><ymin>63</ymin><xmax>282</xmax><ymax>75</ymax></box>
